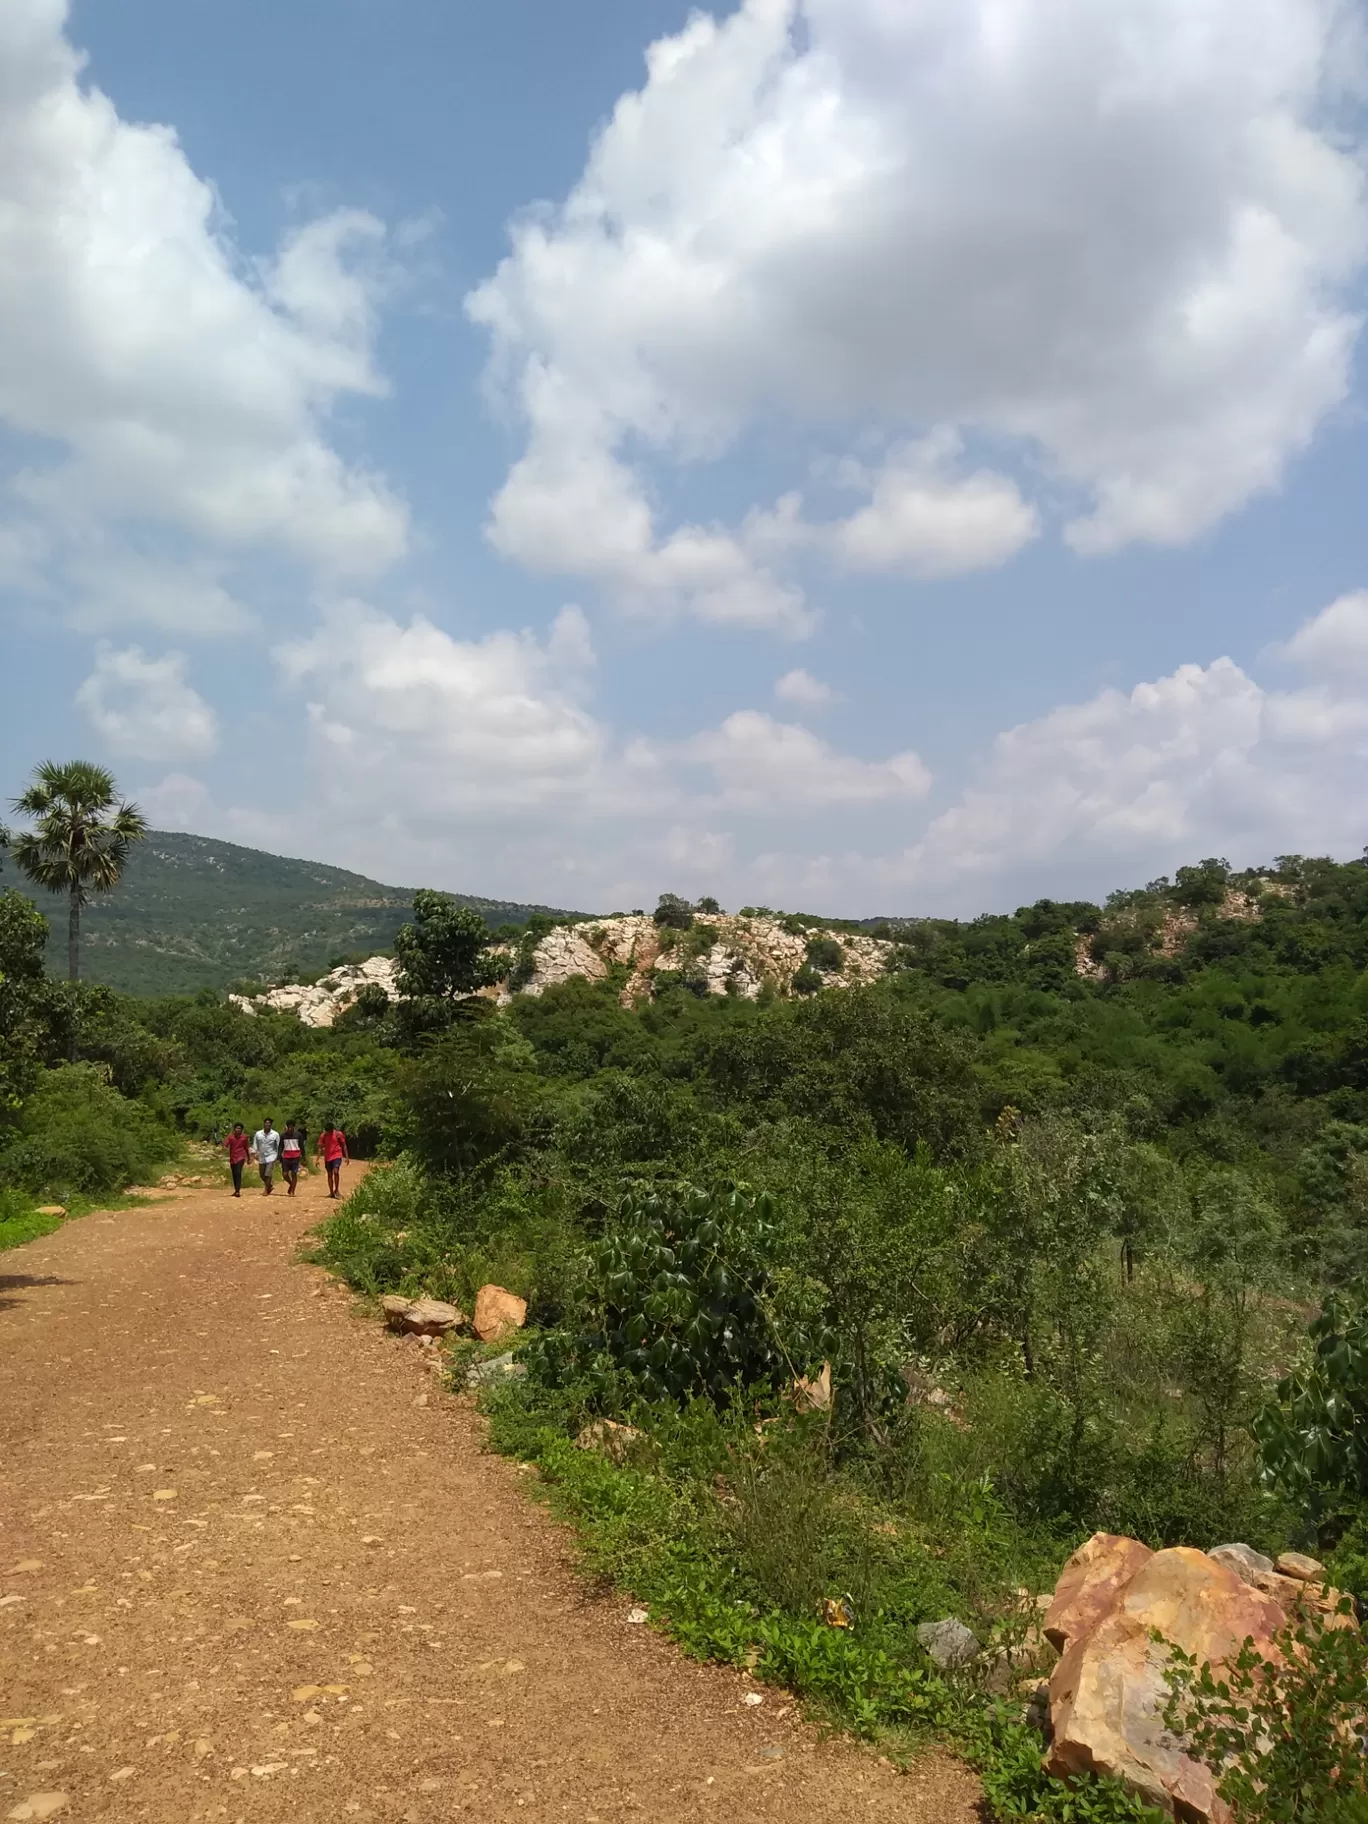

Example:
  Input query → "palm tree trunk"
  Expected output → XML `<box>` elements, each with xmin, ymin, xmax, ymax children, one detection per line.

<box><xmin>68</xmin><ymin>888</ymin><xmax>80</xmax><ymax>982</ymax></box>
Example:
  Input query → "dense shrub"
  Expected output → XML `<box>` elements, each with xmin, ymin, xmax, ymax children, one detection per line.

<box><xmin>0</xmin><ymin>1064</ymin><xmax>175</xmax><ymax>1197</ymax></box>
<box><xmin>530</xmin><ymin>1184</ymin><xmax>818</xmax><ymax>1406</ymax></box>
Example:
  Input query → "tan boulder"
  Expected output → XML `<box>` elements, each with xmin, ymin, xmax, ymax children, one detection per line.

<box><xmin>379</xmin><ymin>1294</ymin><xmax>464</xmax><ymax>1335</ymax></box>
<box><xmin>404</xmin><ymin>1297</ymin><xmax>464</xmax><ymax>1336</ymax></box>
<box><xmin>473</xmin><ymin>1285</ymin><xmax>527</xmax><ymax>1344</ymax></box>
<box><xmin>792</xmin><ymin>1362</ymin><xmax>833</xmax><ymax>1414</ymax></box>
<box><xmin>1046</xmin><ymin>1546</ymin><xmax>1285</xmax><ymax>1820</ymax></box>
<box><xmin>1043</xmin><ymin>1532</ymin><xmax>1154</xmax><ymax>1654</ymax></box>
<box><xmin>1275</xmin><ymin>1551</ymin><xmax>1325</xmax><ymax>1583</ymax></box>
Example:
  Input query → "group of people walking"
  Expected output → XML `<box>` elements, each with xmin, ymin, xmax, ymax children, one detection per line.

<box><xmin>224</xmin><ymin>1118</ymin><xmax>350</xmax><ymax>1199</ymax></box>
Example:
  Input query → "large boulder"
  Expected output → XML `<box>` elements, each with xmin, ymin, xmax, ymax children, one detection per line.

<box><xmin>473</xmin><ymin>1285</ymin><xmax>527</xmax><ymax>1344</ymax></box>
<box><xmin>916</xmin><ymin>1618</ymin><xmax>978</xmax><ymax>1671</ymax></box>
<box><xmin>1046</xmin><ymin>1546</ymin><xmax>1286</xmax><ymax>1820</ymax></box>
<box><xmin>1043</xmin><ymin>1532</ymin><xmax>1154</xmax><ymax>1654</ymax></box>
<box><xmin>380</xmin><ymin>1294</ymin><xmax>464</xmax><ymax>1336</ymax></box>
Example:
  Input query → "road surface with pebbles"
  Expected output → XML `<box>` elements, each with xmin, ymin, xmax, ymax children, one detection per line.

<box><xmin>0</xmin><ymin>1167</ymin><xmax>980</xmax><ymax>1824</ymax></box>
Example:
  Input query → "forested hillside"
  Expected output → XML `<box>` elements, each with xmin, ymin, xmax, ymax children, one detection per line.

<box><xmin>22</xmin><ymin>829</ymin><xmax>582</xmax><ymax>994</ymax></box>
<box><xmin>6</xmin><ymin>850</ymin><xmax>1368</xmax><ymax>1820</ymax></box>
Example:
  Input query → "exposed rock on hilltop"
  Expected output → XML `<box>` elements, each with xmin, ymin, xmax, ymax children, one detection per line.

<box><xmin>228</xmin><ymin>912</ymin><xmax>895</xmax><ymax>1022</ymax></box>
<box><xmin>229</xmin><ymin>955</ymin><xmax>400</xmax><ymax>1027</ymax></box>
<box><xmin>519</xmin><ymin>913</ymin><xmax>893</xmax><ymax>1006</ymax></box>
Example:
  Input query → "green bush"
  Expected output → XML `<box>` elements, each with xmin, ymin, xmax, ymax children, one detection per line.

<box><xmin>0</xmin><ymin>1064</ymin><xmax>175</xmax><ymax>1198</ymax></box>
<box><xmin>1163</xmin><ymin>1602</ymin><xmax>1368</xmax><ymax>1824</ymax></box>
<box><xmin>805</xmin><ymin>936</ymin><xmax>845</xmax><ymax>975</ymax></box>
<box><xmin>531</xmin><ymin>1183</ymin><xmax>818</xmax><ymax>1406</ymax></box>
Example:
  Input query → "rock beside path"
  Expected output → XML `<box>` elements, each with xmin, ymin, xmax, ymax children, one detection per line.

<box><xmin>916</xmin><ymin>1618</ymin><xmax>978</xmax><ymax>1671</ymax></box>
<box><xmin>473</xmin><ymin>1284</ymin><xmax>527</xmax><ymax>1343</ymax></box>
<box><xmin>1041</xmin><ymin>1533</ymin><xmax>1356</xmax><ymax>1821</ymax></box>
<box><xmin>575</xmin><ymin>1420</ymin><xmax>645</xmax><ymax>1464</ymax></box>
<box><xmin>466</xmin><ymin>1352</ymin><xmax>526</xmax><ymax>1389</ymax></box>
<box><xmin>1043</xmin><ymin>1532</ymin><xmax>1153</xmax><ymax>1655</ymax></box>
<box><xmin>380</xmin><ymin>1294</ymin><xmax>464</xmax><ymax>1335</ymax></box>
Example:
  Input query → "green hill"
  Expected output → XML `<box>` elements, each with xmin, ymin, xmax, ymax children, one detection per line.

<box><xmin>20</xmin><ymin>830</ymin><xmax>585</xmax><ymax>996</ymax></box>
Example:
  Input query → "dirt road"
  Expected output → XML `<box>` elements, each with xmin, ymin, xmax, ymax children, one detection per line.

<box><xmin>0</xmin><ymin>1168</ymin><xmax>979</xmax><ymax>1823</ymax></box>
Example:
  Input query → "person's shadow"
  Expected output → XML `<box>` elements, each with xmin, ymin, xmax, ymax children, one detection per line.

<box><xmin>0</xmin><ymin>1272</ymin><xmax>74</xmax><ymax>1314</ymax></box>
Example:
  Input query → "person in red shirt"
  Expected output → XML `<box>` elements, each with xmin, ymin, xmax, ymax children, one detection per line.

<box><xmin>225</xmin><ymin>1122</ymin><xmax>251</xmax><ymax>1198</ymax></box>
<box><xmin>318</xmin><ymin>1121</ymin><xmax>349</xmax><ymax>1199</ymax></box>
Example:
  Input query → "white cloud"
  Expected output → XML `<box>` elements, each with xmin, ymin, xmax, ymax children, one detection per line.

<box><xmin>882</xmin><ymin>589</ymin><xmax>1368</xmax><ymax>902</ymax></box>
<box><xmin>829</xmin><ymin>435</ymin><xmax>1039</xmax><ymax>578</ymax></box>
<box><xmin>136</xmin><ymin>772</ymin><xmax>213</xmax><ymax>829</ymax></box>
<box><xmin>470</xmin><ymin>0</ymin><xmax>1364</xmax><ymax>621</ymax></box>
<box><xmin>774</xmin><ymin>667</ymin><xmax>834</xmax><ymax>707</ymax></box>
<box><xmin>675</xmin><ymin>710</ymin><xmax>931</xmax><ymax>811</ymax></box>
<box><xmin>76</xmin><ymin>643</ymin><xmax>219</xmax><ymax>761</ymax></box>
<box><xmin>0</xmin><ymin>0</ymin><xmax>407</xmax><ymax>633</ymax></box>
<box><xmin>281</xmin><ymin>603</ymin><xmax>613</xmax><ymax>821</ymax></box>
<box><xmin>165</xmin><ymin>587</ymin><xmax>1368</xmax><ymax>917</ymax></box>
<box><xmin>1276</xmin><ymin>588</ymin><xmax>1368</xmax><ymax>677</ymax></box>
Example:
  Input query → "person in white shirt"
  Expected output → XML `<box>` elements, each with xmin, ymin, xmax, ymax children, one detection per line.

<box><xmin>251</xmin><ymin>1118</ymin><xmax>282</xmax><ymax>1196</ymax></box>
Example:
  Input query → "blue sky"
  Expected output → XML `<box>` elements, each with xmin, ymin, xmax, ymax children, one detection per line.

<box><xmin>2</xmin><ymin>0</ymin><xmax>1367</xmax><ymax>915</ymax></box>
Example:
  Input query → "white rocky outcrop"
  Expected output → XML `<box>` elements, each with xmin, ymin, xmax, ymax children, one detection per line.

<box><xmin>229</xmin><ymin>912</ymin><xmax>897</xmax><ymax>1021</ymax></box>
<box><xmin>229</xmin><ymin>954</ymin><xmax>400</xmax><ymax>1028</ymax></box>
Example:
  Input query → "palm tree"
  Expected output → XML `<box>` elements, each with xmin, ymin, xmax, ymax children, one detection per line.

<box><xmin>10</xmin><ymin>761</ymin><xmax>148</xmax><ymax>981</ymax></box>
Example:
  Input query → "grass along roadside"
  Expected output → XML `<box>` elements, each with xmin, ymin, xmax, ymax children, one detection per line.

<box><xmin>467</xmin><ymin>1371</ymin><xmax>1165</xmax><ymax>1824</ymax></box>
<box><xmin>0</xmin><ymin>1142</ymin><xmax>230</xmax><ymax>1252</ymax></box>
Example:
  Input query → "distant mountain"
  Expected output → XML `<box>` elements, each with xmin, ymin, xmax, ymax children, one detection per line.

<box><xmin>17</xmin><ymin>830</ymin><xmax>586</xmax><ymax>997</ymax></box>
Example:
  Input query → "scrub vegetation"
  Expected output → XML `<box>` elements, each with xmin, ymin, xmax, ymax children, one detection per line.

<box><xmin>7</xmin><ymin>835</ymin><xmax>1368</xmax><ymax>1816</ymax></box>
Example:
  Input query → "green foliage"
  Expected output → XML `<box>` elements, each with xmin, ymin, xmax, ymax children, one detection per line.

<box><xmin>393</xmin><ymin>1014</ymin><xmax>538</xmax><ymax>1177</ymax></box>
<box><xmin>533</xmin><ymin>1184</ymin><xmax>807</xmax><ymax>1405</ymax></box>
<box><xmin>1163</xmin><ymin>1603</ymin><xmax>1368</xmax><ymax>1824</ymax></box>
<box><xmin>0</xmin><ymin>888</ymin><xmax>50</xmax><ymax>1113</ymax></box>
<box><xmin>653</xmin><ymin>892</ymin><xmax>694</xmax><ymax>931</ymax></box>
<box><xmin>0</xmin><ymin>1064</ymin><xmax>175</xmax><ymax>1198</ymax></box>
<box><xmin>1256</xmin><ymin>1292</ymin><xmax>1368</xmax><ymax>1512</ymax></box>
<box><xmin>10</xmin><ymin>758</ymin><xmax>147</xmax><ymax>981</ymax></box>
<box><xmin>393</xmin><ymin>890</ymin><xmax>499</xmax><ymax>1034</ymax></box>
<box><xmin>805</xmin><ymin>935</ymin><xmax>845</xmax><ymax>975</ymax></box>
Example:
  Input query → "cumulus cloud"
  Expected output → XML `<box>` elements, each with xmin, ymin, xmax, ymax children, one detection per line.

<box><xmin>76</xmin><ymin>643</ymin><xmax>219</xmax><ymax>760</ymax></box>
<box><xmin>470</xmin><ymin>0</ymin><xmax>1364</xmax><ymax>622</ymax></box>
<box><xmin>136</xmin><ymin>772</ymin><xmax>213</xmax><ymax>829</ymax></box>
<box><xmin>0</xmin><ymin>0</ymin><xmax>407</xmax><ymax>633</ymax></box>
<box><xmin>829</xmin><ymin>435</ymin><xmax>1039</xmax><ymax>578</ymax></box>
<box><xmin>190</xmin><ymin>586</ymin><xmax>1368</xmax><ymax>914</ymax></box>
<box><xmin>882</xmin><ymin>590</ymin><xmax>1368</xmax><ymax>904</ymax></box>
<box><xmin>272</xmin><ymin>598</ymin><xmax>935</xmax><ymax>899</ymax></box>
<box><xmin>674</xmin><ymin>711</ymin><xmax>931</xmax><ymax>810</ymax></box>
<box><xmin>281</xmin><ymin>603</ymin><xmax>612</xmax><ymax>821</ymax></box>
<box><xmin>774</xmin><ymin>667</ymin><xmax>834</xmax><ymax>707</ymax></box>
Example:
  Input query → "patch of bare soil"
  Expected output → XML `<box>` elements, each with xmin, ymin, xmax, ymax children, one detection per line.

<box><xmin>0</xmin><ymin>1168</ymin><xmax>979</xmax><ymax>1823</ymax></box>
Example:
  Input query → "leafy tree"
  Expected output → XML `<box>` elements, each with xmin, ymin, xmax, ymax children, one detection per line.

<box><xmin>805</xmin><ymin>935</ymin><xmax>845</xmax><ymax>975</ymax></box>
<box><xmin>394</xmin><ymin>1015</ymin><xmax>538</xmax><ymax>1178</ymax></box>
<box><xmin>0</xmin><ymin>889</ymin><xmax>51</xmax><ymax>1115</ymax></box>
<box><xmin>694</xmin><ymin>896</ymin><xmax>721</xmax><ymax>915</ymax></box>
<box><xmin>393</xmin><ymin>889</ymin><xmax>498</xmax><ymax>1037</ymax></box>
<box><xmin>1172</xmin><ymin>857</ymin><xmax>1232</xmax><ymax>910</ymax></box>
<box><xmin>653</xmin><ymin>893</ymin><xmax>694</xmax><ymax>931</ymax></box>
<box><xmin>10</xmin><ymin>760</ymin><xmax>147</xmax><ymax>981</ymax></box>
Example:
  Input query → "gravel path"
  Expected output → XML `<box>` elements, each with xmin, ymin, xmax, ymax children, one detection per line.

<box><xmin>0</xmin><ymin>1168</ymin><xmax>980</xmax><ymax>1823</ymax></box>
